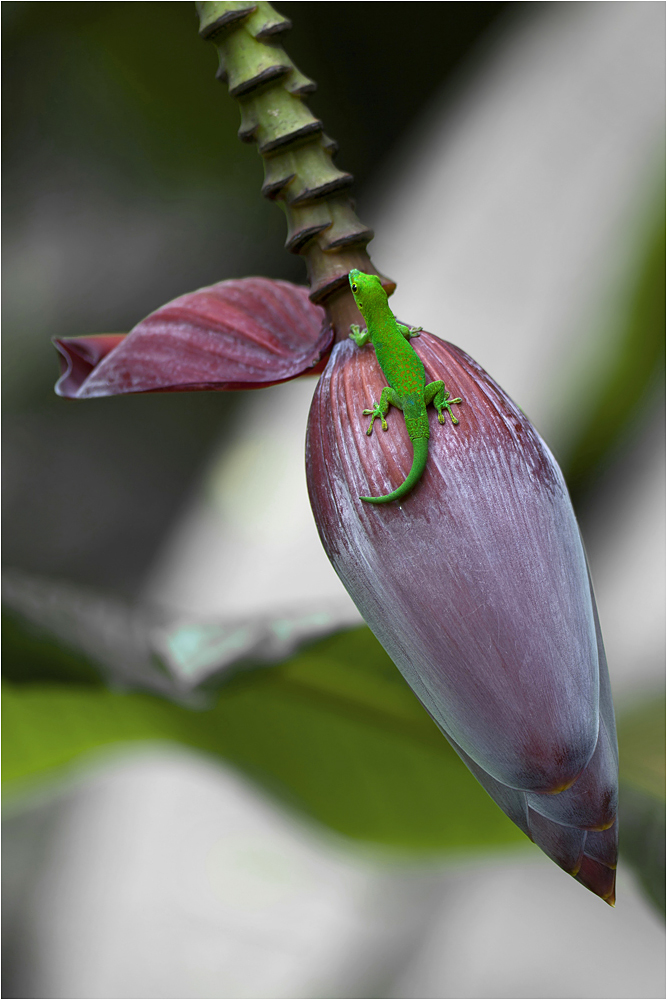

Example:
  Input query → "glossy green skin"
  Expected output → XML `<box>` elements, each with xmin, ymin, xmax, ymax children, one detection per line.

<box><xmin>348</xmin><ymin>269</ymin><xmax>462</xmax><ymax>504</ymax></box>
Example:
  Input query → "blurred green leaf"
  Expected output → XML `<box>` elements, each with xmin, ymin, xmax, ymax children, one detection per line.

<box><xmin>3</xmin><ymin>2</ymin><xmax>510</xmax><ymax>194</ymax></box>
<box><xmin>618</xmin><ymin>695</ymin><xmax>666</xmax><ymax>917</ymax></box>
<box><xmin>565</xmin><ymin>200</ymin><xmax>666</xmax><ymax>500</ymax></box>
<box><xmin>2</xmin><ymin>609</ymin><xmax>104</xmax><ymax>687</ymax></box>
<box><xmin>618</xmin><ymin>694</ymin><xmax>666</xmax><ymax>802</ymax></box>
<box><xmin>3</xmin><ymin>2</ymin><xmax>244</xmax><ymax>190</ymax></box>
<box><xmin>2</xmin><ymin>627</ymin><xmax>524</xmax><ymax>852</ymax></box>
<box><xmin>619</xmin><ymin>784</ymin><xmax>665</xmax><ymax>918</ymax></box>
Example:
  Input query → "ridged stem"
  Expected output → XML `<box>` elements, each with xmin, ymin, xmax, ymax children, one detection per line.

<box><xmin>196</xmin><ymin>1</ymin><xmax>395</xmax><ymax>340</ymax></box>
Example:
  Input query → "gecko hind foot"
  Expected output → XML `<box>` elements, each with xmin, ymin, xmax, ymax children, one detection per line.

<box><xmin>362</xmin><ymin>404</ymin><xmax>388</xmax><ymax>434</ymax></box>
<box><xmin>437</xmin><ymin>392</ymin><xmax>463</xmax><ymax>425</ymax></box>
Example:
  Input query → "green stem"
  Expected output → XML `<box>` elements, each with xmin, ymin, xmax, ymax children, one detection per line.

<box><xmin>196</xmin><ymin>1</ymin><xmax>395</xmax><ymax>340</ymax></box>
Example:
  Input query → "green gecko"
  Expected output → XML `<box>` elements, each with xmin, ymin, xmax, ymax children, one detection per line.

<box><xmin>348</xmin><ymin>269</ymin><xmax>462</xmax><ymax>504</ymax></box>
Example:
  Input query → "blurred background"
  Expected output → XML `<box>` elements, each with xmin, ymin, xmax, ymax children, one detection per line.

<box><xmin>2</xmin><ymin>2</ymin><xmax>665</xmax><ymax>998</ymax></box>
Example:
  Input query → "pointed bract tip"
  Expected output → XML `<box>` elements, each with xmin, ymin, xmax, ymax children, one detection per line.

<box><xmin>574</xmin><ymin>855</ymin><xmax>617</xmax><ymax>904</ymax></box>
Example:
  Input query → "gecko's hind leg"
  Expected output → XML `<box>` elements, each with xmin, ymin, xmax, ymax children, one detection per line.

<box><xmin>363</xmin><ymin>386</ymin><xmax>400</xmax><ymax>435</ymax></box>
<box><xmin>425</xmin><ymin>380</ymin><xmax>462</xmax><ymax>425</ymax></box>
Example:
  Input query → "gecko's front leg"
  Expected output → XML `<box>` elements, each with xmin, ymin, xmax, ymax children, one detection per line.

<box><xmin>363</xmin><ymin>386</ymin><xmax>400</xmax><ymax>435</ymax></box>
<box><xmin>349</xmin><ymin>324</ymin><xmax>371</xmax><ymax>347</ymax></box>
<box><xmin>397</xmin><ymin>323</ymin><xmax>423</xmax><ymax>340</ymax></box>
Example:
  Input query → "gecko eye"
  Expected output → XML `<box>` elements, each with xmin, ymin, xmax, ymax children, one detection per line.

<box><xmin>351</xmin><ymin>284</ymin><xmax>358</xmax><ymax>293</ymax></box>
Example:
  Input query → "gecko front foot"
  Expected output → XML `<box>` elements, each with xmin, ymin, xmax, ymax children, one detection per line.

<box><xmin>349</xmin><ymin>324</ymin><xmax>370</xmax><ymax>347</ymax></box>
<box><xmin>397</xmin><ymin>323</ymin><xmax>422</xmax><ymax>340</ymax></box>
<box><xmin>362</xmin><ymin>403</ymin><xmax>389</xmax><ymax>434</ymax></box>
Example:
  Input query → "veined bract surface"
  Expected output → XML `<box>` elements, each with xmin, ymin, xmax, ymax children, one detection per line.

<box><xmin>306</xmin><ymin>332</ymin><xmax>618</xmax><ymax>903</ymax></box>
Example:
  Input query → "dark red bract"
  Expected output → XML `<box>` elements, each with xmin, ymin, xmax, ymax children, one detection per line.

<box><xmin>306</xmin><ymin>332</ymin><xmax>618</xmax><ymax>903</ymax></box>
<box><xmin>54</xmin><ymin>278</ymin><xmax>330</xmax><ymax>398</ymax></box>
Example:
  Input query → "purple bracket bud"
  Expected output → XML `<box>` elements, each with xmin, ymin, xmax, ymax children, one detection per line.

<box><xmin>307</xmin><ymin>335</ymin><xmax>600</xmax><ymax>792</ymax></box>
<box><xmin>306</xmin><ymin>333</ymin><xmax>618</xmax><ymax>901</ymax></box>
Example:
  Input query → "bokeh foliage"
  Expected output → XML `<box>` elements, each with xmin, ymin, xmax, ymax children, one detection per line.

<box><xmin>617</xmin><ymin>697</ymin><xmax>666</xmax><ymax>916</ymax></box>
<box><xmin>3</xmin><ymin>609</ymin><xmax>664</xmax><ymax>915</ymax></box>
<box><xmin>3</xmin><ymin>623</ymin><xmax>524</xmax><ymax>852</ymax></box>
<box><xmin>563</xmin><ymin>207</ymin><xmax>665</xmax><ymax>500</ymax></box>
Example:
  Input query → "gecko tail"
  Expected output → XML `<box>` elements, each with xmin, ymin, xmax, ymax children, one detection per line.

<box><xmin>360</xmin><ymin>437</ymin><xmax>429</xmax><ymax>504</ymax></box>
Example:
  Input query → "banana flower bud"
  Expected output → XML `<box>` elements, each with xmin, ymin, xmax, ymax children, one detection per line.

<box><xmin>53</xmin><ymin>277</ymin><xmax>618</xmax><ymax>902</ymax></box>
<box><xmin>306</xmin><ymin>332</ymin><xmax>618</xmax><ymax>904</ymax></box>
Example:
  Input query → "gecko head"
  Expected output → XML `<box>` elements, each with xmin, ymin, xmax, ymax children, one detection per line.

<box><xmin>348</xmin><ymin>269</ymin><xmax>385</xmax><ymax>316</ymax></box>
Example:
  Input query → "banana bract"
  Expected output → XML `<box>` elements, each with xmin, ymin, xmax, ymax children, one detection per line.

<box><xmin>54</xmin><ymin>278</ymin><xmax>330</xmax><ymax>398</ymax></box>
<box><xmin>307</xmin><ymin>334</ymin><xmax>617</xmax><ymax>904</ymax></box>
